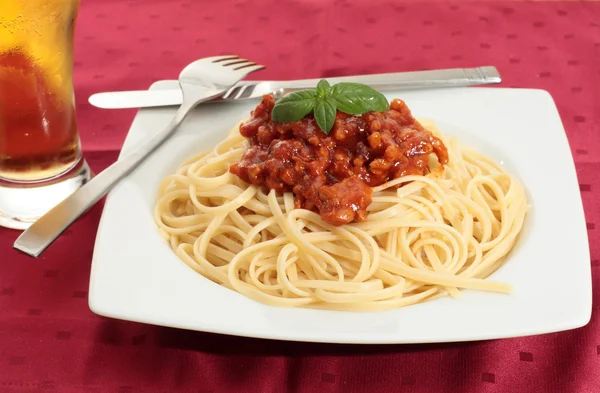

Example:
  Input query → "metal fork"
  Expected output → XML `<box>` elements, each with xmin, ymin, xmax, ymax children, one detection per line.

<box><xmin>14</xmin><ymin>55</ymin><xmax>265</xmax><ymax>258</ymax></box>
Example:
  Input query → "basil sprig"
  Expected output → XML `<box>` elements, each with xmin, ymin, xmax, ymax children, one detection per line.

<box><xmin>271</xmin><ymin>79</ymin><xmax>389</xmax><ymax>134</ymax></box>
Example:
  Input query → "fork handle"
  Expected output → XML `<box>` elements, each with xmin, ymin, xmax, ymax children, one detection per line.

<box><xmin>13</xmin><ymin>103</ymin><xmax>191</xmax><ymax>257</ymax></box>
<box><xmin>12</xmin><ymin>86</ymin><xmax>224</xmax><ymax>258</ymax></box>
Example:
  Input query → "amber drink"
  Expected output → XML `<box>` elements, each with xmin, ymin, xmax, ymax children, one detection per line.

<box><xmin>0</xmin><ymin>0</ymin><xmax>90</xmax><ymax>229</ymax></box>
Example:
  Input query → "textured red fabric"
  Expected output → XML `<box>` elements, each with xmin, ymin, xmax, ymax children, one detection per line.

<box><xmin>1</xmin><ymin>0</ymin><xmax>599</xmax><ymax>392</ymax></box>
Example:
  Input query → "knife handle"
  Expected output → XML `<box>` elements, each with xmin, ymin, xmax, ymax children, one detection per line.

<box><xmin>281</xmin><ymin>66</ymin><xmax>501</xmax><ymax>90</ymax></box>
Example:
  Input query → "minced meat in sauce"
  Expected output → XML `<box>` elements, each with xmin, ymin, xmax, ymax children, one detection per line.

<box><xmin>230</xmin><ymin>94</ymin><xmax>449</xmax><ymax>226</ymax></box>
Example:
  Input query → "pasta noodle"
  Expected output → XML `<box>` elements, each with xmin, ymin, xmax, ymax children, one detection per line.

<box><xmin>154</xmin><ymin>120</ymin><xmax>528</xmax><ymax>311</ymax></box>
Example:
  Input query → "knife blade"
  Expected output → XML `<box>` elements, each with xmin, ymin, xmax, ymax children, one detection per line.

<box><xmin>88</xmin><ymin>66</ymin><xmax>501</xmax><ymax>109</ymax></box>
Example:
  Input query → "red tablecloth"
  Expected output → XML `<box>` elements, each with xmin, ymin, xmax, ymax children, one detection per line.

<box><xmin>1</xmin><ymin>0</ymin><xmax>599</xmax><ymax>391</ymax></box>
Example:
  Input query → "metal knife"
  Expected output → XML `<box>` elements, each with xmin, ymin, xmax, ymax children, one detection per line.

<box><xmin>88</xmin><ymin>66</ymin><xmax>501</xmax><ymax>109</ymax></box>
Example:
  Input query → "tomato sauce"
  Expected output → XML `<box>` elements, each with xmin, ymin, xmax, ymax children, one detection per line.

<box><xmin>230</xmin><ymin>95</ymin><xmax>449</xmax><ymax>226</ymax></box>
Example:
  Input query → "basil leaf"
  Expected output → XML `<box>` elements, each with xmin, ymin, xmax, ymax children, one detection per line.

<box><xmin>331</xmin><ymin>82</ymin><xmax>389</xmax><ymax>114</ymax></box>
<box><xmin>271</xmin><ymin>80</ymin><xmax>389</xmax><ymax>126</ymax></box>
<box><xmin>316</xmin><ymin>79</ymin><xmax>331</xmax><ymax>98</ymax></box>
<box><xmin>271</xmin><ymin>90</ymin><xmax>317</xmax><ymax>122</ymax></box>
<box><xmin>314</xmin><ymin>98</ymin><xmax>337</xmax><ymax>134</ymax></box>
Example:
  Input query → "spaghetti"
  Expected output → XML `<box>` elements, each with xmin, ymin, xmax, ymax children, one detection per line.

<box><xmin>154</xmin><ymin>114</ymin><xmax>528</xmax><ymax>311</ymax></box>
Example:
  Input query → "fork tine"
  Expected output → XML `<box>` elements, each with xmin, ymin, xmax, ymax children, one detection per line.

<box><xmin>233</xmin><ymin>61</ymin><xmax>257</xmax><ymax>70</ymax></box>
<box><xmin>209</xmin><ymin>55</ymin><xmax>240</xmax><ymax>63</ymax></box>
<box><xmin>236</xmin><ymin>64</ymin><xmax>266</xmax><ymax>73</ymax></box>
<box><xmin>222</xmin><ymin>58</ymin><xmax>253</xmax><ymax>67</ymax></box>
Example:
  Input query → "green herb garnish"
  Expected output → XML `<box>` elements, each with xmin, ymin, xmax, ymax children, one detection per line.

<box><xmin>271</xmin><ymin>79</ymin><xmax>389</xmax><ymax>134</ymax></box>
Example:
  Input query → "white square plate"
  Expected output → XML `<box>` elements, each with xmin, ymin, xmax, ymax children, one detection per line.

<box><xmin>89</xmin><ymin>82</ymin><xmax>592</xmax><ymax>344</ymax></box>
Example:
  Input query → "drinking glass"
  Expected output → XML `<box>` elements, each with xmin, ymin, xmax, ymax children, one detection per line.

<box><xmin>0</xmin><ymin>0</ymin><xmax>90</xmax><ymax>229</ymax></box>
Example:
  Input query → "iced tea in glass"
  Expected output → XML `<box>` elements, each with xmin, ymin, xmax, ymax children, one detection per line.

<box><xmin>0</xmin><ymin>0</ymin><xmax>90</xmax><ymax>229</ymax></box>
